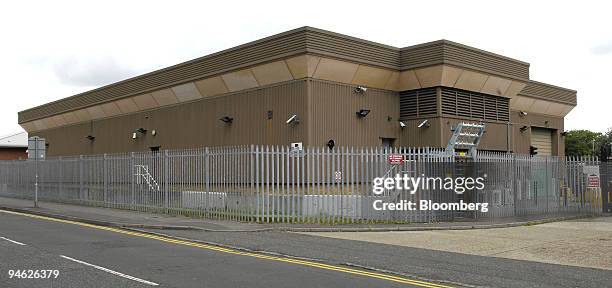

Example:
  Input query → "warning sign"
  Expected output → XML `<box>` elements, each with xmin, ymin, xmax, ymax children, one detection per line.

<box><xmin>388</xmin><ymin>154</ymin><xmax>404</xmax><ymax>165</ymax></box>
<box><xmin>587</xmin><ymin>175</ymin><xmax>600</xmax><ymax>189</ymax></box>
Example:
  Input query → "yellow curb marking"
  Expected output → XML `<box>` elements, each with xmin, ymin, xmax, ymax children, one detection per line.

<box><xmin>0</xmin><ymin>209</ymin><xmax>453</xmax><ymax>288</ymax></box>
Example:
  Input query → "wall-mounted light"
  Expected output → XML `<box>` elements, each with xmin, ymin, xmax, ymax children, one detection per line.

<box><xmin>356</xmin><ymin>109</ymin><xmax>370</xmax><ymax>118</ymax></box>
<box><xmin>399</xmin><ymin>121</ymin><xmax>406</xmax><ymax>128</ymax></box>
<box><xmin>544</xmin><ymin>120</ymin><xmax>549</xmax><ymax>126</ymax></box>
<box><xmin>219</xmin><ymin>116</ymin><xmax>233</xmax><ymax>123</ymax></box>
<box><xmin>417</xmin><ymin>119</ymin><xmax>430</xmax><ymax>128</ymax></box>
<box><xmin>520</xmin><ymin>126</ymin><xmax>529</xmax><ymax>132</ymax></box>
<box><xmin>327</xmin><ymin>139</ymin><xmax>335</xmax><ymax>150</ymax></box>
<box><xmin>354</xmin><ymin>86</ymin><xmax>367</xmax><ymax>94</ymax></box>
<box><xmin>86</xmin><ymin>135</ymin><xmax>95</xmax><ymax>141</ymax></box>
<box><xmin>132</xmin><ymin>132</ymin><xmax>138</xmax><ymax>139</ymax></box>
<box><xmin>151</xmin><ymin>130</ymin><xmax>157</xmax><ymax>136</ymax></box>
<box><xmin>519</xmin><ymin>111</ymin><xmax>528</xmax><ymax>117</ymax></box>
<box><xmin>286</xmin><ymin>114</ymin><xmax>299</xmax><ymax>125</ymax></box>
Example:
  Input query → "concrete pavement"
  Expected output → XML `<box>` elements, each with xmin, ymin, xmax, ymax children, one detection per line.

<box><xmin>303</xmin><ymin>217</ymin><xmax>612</xmax><ymax>271</ymax></box>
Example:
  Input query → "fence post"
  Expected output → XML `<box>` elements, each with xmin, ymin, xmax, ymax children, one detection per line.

<box><xmin>78</xmin><ymin>155</ymin><xmax>83</xmax><ymax>203</ymax></box>
<box><xmin>130</xmin><ymin>152</ymin><xmax>135</xmax><ymax>209</ymax></box>
<box><xmin>164</xmin><ymin>150</ymin><xmax>169</xmax><ymax>211</ymax></box>
<box><xmin>103</xmin><ymin>154</ymin><xmax>108</xmax><ymax>206</ymax></box>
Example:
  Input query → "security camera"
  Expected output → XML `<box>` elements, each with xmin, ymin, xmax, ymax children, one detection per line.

<box><xmin>286</xmin><ymin>114</ymin><xmax>299</xmax><ymax>125</ymax></box>
<box><xmin>417</xmin><ymin>119</ymin><xmax>430</xmax><ymax>128</ymax></box>
<box><xmin>354</xmin><ymin>86</ymin><xmax>367</xmax><ymax>93</ymax></box>
<box><xmin>519</xmin><ymin>111</ymin><xmax>528</xmax><ymax>117</ymax></box>
<box><xmin>399</xmin><ymin>121</ymin><xmax>406</xmax><ymax>128</ymax></box>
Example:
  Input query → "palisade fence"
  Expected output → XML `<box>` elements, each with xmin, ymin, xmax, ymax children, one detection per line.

<box><xmin>0</xmin><ymin>146</ymin><xmax>603</xmax><ymax>224</ymax></box>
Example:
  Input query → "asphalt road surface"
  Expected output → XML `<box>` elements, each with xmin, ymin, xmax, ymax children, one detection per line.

<box><xmin>0</xmin><ymin>210</ymin><xmax>451</xmax><ymax>288</ymax></box>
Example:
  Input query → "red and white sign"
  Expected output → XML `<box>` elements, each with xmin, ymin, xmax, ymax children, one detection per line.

<box><xmin>388</xmin><ymin>154</ymin><xmax>404</xmax><ymax>165</ymax></box>
<box><xmin>334</xmin><ymin>171</ymin><xmax>342</xmax><ymax>182</ymax></box>
<box><xmin>587</xmin><ymin>175</ymin><xmax>600</xmax><ymax>188</ymax></box>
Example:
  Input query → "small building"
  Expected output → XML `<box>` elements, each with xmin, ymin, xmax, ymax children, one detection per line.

<box><xmin>0</xmin><ymin>132</ymin><xmax>28</xmax><ymax>160</ymax></box>
<box><xmin>18</xmin><ymin>27</ymin><xmax>576</xmax><ymax>157</ymax></box>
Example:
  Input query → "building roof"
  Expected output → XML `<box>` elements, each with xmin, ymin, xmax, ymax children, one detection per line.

<box><xmin>17</xmin><ymin>27</ymin><xmax>576</xmax><ymax>127</ymax></box>
<box><xmin>0</xmin><ymin>131</ymin><xmax>28</xmax><ymax>148</ymax></box>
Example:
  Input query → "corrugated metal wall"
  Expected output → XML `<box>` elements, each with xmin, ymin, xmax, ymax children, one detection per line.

<box><xmin>400</xmin><ymin>41</ymin><xmax>530</xmax><ymax>79</ymax></box>
<box><xmin>308</xmin><ymin>79</ymin><xmax>400</xmax><ymax>147</ymax></box>
<box><xmin>35</xmin><ymin>80</ymin><xmax>308</xmax><ymax>156</ymax></box>
<box><xmin>520</xmin><ymin>81</ymin><xmax>577</xmax><ymax>105</ymax></box>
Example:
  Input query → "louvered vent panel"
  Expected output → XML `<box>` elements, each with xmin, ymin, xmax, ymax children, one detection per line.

<box><xmin>418</xmin><ymin>88</ymin><xmax>438</xmax><ymax>116</ymax></box>
<box><xmin>470</xmin><ymin>93</ymin><xmax>485</xmax><ymax>119</ymax></box>
<box><xmin>441</xmin><ymin>89</ymin><xmax>456</xmax><ymax>115</ymax></box>
<box><xmin>484</xmin><ymin>96</ymin><xmax>497</xmax><ymax>120</ymax></box>
<box><xmin>399</xmin><ymin>90</ymin><xmax>418</xmax><ymax>118</ymax></box>
<box><xmin>456</xmin><ymin>90</ymin><xmax>472</xmax><ymax>118</ymax></box>
<box><xmin>497</xmin><ymin>98</ymin><xmax>510</xmax><ymax>121</ymax></box>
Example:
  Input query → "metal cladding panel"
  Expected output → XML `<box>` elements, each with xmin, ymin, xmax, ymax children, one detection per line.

<box><xmin>305</xmin><ymin>29</ymin><xmax>400</xmax><ymax>69</ymax></box>
<box><xmin>401</xmin><ymin>41</ymin><xmax>530</xmax><ymax>79</ymax></box>
<box><xmin>308</xmin><ymin>79</ymin><xmax>400</xmax><ymax>147</ymax></box>
<box><xmin>519</xmin><ymin>81</ymin><xmax>577</xmax><ymax>105</ymax></box>
<box><xmin>32</xmin><ymin>80</ymin><xmax>308</xmax><ymax>156</ymax></box>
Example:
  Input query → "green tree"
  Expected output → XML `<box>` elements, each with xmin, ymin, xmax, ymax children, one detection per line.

<box><xmin>564</xmin><ymin>129</ymin><xmax>603</xmax><ymax>157</ymax></box>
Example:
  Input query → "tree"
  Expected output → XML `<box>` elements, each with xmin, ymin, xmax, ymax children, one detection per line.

<box><xmin>564</xmin><ymin>129</ymin><xmax>603</xmax><ymax>157</ymax></box>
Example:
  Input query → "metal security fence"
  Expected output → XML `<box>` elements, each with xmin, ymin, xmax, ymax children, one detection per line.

<box><xmin>0</xmin><ymin>146</ymin><xmax>603</xmax><ymax>223</ymax></box>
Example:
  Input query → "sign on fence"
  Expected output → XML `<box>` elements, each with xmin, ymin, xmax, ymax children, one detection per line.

<box><xmin>334</xmin><ymin>171</ymin><xmax>342</xmax><ymax>182</ymax></box>
<box><xmin>388</xmin><ymin>154</ymin><xmax>404</xmax><ymax>165</ymax></box>
<box><xmin>587</xmin><ymin>175</ymin><xmax>600</xmax><ymax>188</ymax></box>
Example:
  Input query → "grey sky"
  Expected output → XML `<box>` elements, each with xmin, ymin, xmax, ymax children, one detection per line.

<box><xmin>0</xmin><ymin>0</ymin><xmax>610</xmax><ymax>136</ymax></box>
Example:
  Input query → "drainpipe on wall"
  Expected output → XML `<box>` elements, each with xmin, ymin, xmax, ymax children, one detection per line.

<box><xmin>507</xmin><ymin>122</ymin><xmax>511</xmax><ymax>153</ymax></box>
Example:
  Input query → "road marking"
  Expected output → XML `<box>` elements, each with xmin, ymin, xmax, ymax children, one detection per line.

<box><xmin>0</xmin><ymin>209</ymin><xmax>452</xmax><ymax>288</ymax></box>
<box><xmin>0</xmin><ymin>236</ymin><xmax>26</xmax><ymax>246</ymax></box>
<box><xmin>60</xmin><ymin>255</ymin><xmax>159</xmax><ymax>286</ymax></box>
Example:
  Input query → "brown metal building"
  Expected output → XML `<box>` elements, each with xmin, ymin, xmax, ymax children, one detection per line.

<box><xmin>18</xmin><ymin>27</ymin><xmax>576</xmax><ymax>157</ymax></box>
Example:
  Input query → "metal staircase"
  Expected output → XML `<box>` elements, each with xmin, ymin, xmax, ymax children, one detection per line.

<box><xmin>446</xmin><ymin>122</ymin><xmax>486</xmax><ymax>160</ymax></box>
<box><xmin>134</xmin><ymin>165</ymin><xmax>160</xmax><ymax>192</ymax></box>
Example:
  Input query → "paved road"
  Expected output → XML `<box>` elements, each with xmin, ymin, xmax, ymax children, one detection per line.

<box><xmin>0</xmin><ymin>210</ymin><xmax>449</xmax><ymax>288</ymax></box>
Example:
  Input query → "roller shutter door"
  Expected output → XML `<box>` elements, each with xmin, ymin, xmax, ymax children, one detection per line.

<box><xmin>531</xmin><ymin>128</ymin><xmax>553</xmax><ymax>156</ymax></box>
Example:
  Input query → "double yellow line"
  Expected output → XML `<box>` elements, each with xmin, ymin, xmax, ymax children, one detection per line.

<box><xmin>0</xmin><ymin>209</ymin><xmax>453</xmax><ymax>288</ymax></box>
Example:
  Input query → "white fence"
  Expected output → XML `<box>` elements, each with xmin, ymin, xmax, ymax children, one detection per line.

<box><xmin>0</xmin><ymin>146</ymin><xmax>603</xmax><ymax>223</ymax></box>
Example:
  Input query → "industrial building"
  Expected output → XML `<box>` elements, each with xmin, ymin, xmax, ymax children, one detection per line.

<box><xmin>18</xmin><ymin>27</ymin><xmax>576</xmax><ymax>157</ymax></box>
<box><xmin>0</xmin><ymin>132</ymin><xmax>28</xmax><ymax>160</ymax></box>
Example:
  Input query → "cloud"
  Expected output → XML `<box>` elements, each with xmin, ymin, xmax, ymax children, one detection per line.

<box><xmin>591</xmin><ymin>42</ymin><xmax>612</xmax><ymax>55</ymax></box>
<box><xmin>52</xmin><ymin>55</ymin><xmax>138</xmax><ymax>87</ymax></box>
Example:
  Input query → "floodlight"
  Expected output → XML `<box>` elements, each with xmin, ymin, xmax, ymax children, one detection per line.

<box><xmin>219</xmin><ymin>116</ymin><xmax>233</xmax><ymax>123</ymax></box>
<box><xmin>356</xmin><ymin>109</ymin><xmax>370</xmax><ymax>118</ymax></box>
<box><xmin>286</xmin><ymin>114</ymin><xmax>299</xmax><ymax>125</ymax></box>
<box><xmin>417</xmin><ymin>119</ymin><xmax>430</xmax><ymax>128</ymax></box>
<box><xmin>354</xmin><ymin>86</ymin><xmax>367</xmax><ymax>93</ymax></box>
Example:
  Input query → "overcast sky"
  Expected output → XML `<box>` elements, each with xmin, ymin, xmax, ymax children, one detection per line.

<box><xmin>0</xmin><ymin>0</ymin><xmax>610</xmax><ymax>137</ymax></box>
